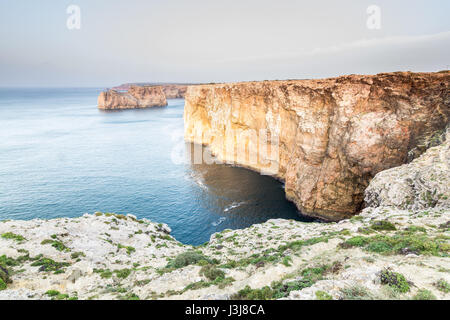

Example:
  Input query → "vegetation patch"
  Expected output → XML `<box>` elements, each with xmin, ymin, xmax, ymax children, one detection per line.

<box><xmin>1</xmin><ymin>232</ymin><xmax>26</xmax><ymax>242</ymax></box>
<box><xmin>231</xmin><ymin>264</ymin><xmax>330</xmax><ymax>300</ymax></box>
<box><xmin>166</xmin><ymin>251</ymin><xmax>216</xmax><ymax>269</ymax></box>
<box><xmin>412</xmin><ymin>289</ymin><xmax>436</xmax><ymax>300</ymax></box>
<box><xmin>339</xmin><ymin>233</ymin><xmax>448</xmax><ymax>256</ymax></box>
<box><xmin>41</xmin><ymin>239</ymin><xmax>70</xmax><ymax>252</ymax></box>
<box><xmin>114</xmin><ymin>268</ymin><xmax>131</xmax><ymax>279</ymax></box>
<box><xmin>117</xmin><ymin>244</ymin><xmax>135</xmax><ymax>255</ymax></box>
<box><xmin>31</xmin><ymin>257</ymin><xmax>70</xmax><ymax>273</ymax></box>
<box><xmin>315</xmin><ymin>290</ymin><xmax>333</xmax><ymax>300</ymax></box>
<box><xmin>340</xmin><ymin>285</ymin><xmax>374</xmax><ymax>300</ymax></box>
<box><xmin>200</xmin><ymin>265</ymin><xmax>225</xmax><ymax>281</ymax></box>
<box><xmin>94</xmin><ymin>268</ymin><xmax>113</xmax><ymax>279</ymax></box>
<box><xmin>45</xmin><ymin>290</ymin><xmax>77</xmax><ymax>300</ymax></box>
<box><xmin>379</xmin><ymin>269</ymin><xmax>410</xmax><ymax>293</ymax></box>
<box><xmin>0</xmin><ymin>256</ymin><xmax>13</xmax><ymax>290</ymax></box>
<box><xmin>434</xmin><ymin>279</ymin><xmax>450</xmax><ymax>293</ymax></box>
<box><xmin>370</xmin><ymin>220</ymin><xmax>396</xmax><ymax>231</ymax></box>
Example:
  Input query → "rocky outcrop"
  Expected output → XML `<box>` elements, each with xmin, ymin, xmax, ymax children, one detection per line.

<box><xmin>365</xmin><ymin>127</ymin><xmax>449</xmax><ymax>210</ymax></box>
<box><xmin>184</xmin><ymin>71</ymin><xmax>450</xmax><ymax>221</ymax></box>
<box><xmin>161</xmin><ymin>84</ymin><xmax>189</xmax><ymax>99</ymax></box>
<box><xmin>112</xmin><ymin>83</ymin><xmax>191</xmax><ymax>99</ymax></box>
<box><xmin>98</xmin><ymin>85</ymin><xmax>167</xmax><ymax>110</ymax></box>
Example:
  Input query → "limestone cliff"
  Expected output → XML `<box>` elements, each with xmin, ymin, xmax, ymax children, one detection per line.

<box><xmin>184</xmin><ymin>71</ymin><xmax>450</xmax><ymax>220</ymax></box>
<box><xmin>98</xmin><ymin>85</ymin><xmax>167</xmax><ymax>110</ymax></box>
<box><xmin>161</xmin><ymin>84</ymin><xmax>189</xmax><ymax>99</ymax></box>
<box><xmin>112</xmin><ymin>83</ymin><xmax>191</xmax><ymax>99</ymax></box>
<box><xmin>365</xmin><ymin>126</ymin><xmax>449</xmax><ymax>210</ymax></box>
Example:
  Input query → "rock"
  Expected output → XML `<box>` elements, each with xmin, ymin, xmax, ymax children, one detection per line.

<box><xmin>184</xmin><ymin>71</ymin><xmax>450</xmax><ymax>220</ymax></box>
<box><xmin>111</xmin><ymin>83</ymin><xmax>190</xmax><ymax>99</ymax></box>
<box><xmin>98</xmin><ymin>85</ymin><xmax>167</xmax><ymax>110</ymax></box>
<box><xmin>67</xmin><ymin>269</ymin><xmax>83</xmax><ymax>283</ymax></box>
<box><xmin>365</xmin><ymin>127</ymin><xmax>449</xmax><ymax>210</ymax></box>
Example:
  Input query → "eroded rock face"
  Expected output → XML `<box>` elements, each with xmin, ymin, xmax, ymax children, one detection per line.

<box><xmin>184</xmin><ymin>71</ymin><xmax>450</xmax><ymax>220</ymax></box>
<box><xmin>98</xmin><ymin>85</ymin><xmax>167</xmax><ymax>110</ymax></box>
<box><xmin>161</xmin><ymin>84</ymin><xmax>189</xmax><ymax>99</ymax></box>
<box><xmin>365</xmin><ymin>127</ymin><xmax>449</xmax><ymax>210</ymax></box>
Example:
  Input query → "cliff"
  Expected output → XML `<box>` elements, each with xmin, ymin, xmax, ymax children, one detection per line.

<box><xmin>184</xmin><ymin>71</ymin><xmax>450</xmax><ymax>221</ymax></box>
<box><xmin>98</xmin><ymin>85</ymin><xmax>167</xmax><ymax>110</ymax></box>
<box><xmin>365</xmin><ymin>126</ymin><xmax>449</xmax><ymax>210</ymax></box>
<box><xmin>112</xmin><ymin>83</ymin><xmax>191</xmax><ymax>99</ymax></box>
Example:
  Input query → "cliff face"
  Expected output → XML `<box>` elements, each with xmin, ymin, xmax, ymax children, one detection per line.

<box><xmin>112</xmin><ymin>83</ymin><xmax>190</xmax><ymax>99</ymax></box>
<box><xmin>365</xmin><ymin>126</ymin><xmax>449</xmax><ymax>210</ymax></box>
<box><xmin>98</xmin><ymin>85</ymin><xmax>167</xmax><ymax>110</ymax></box>
<box><xmin>184</xmin><ymin>71</ymin><xmax>450</xmax><ymax>220</ymax></box>
<box><xmin>161</xmin><ymin>84</ymin><xmax>188</xmax><ymax>99</ymax></box>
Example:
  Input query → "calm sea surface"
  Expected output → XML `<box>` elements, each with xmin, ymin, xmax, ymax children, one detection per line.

<box><xmin>0</xmin><ymin>88</ymin><xmax>312</xmax><ymax>245</ymax></box>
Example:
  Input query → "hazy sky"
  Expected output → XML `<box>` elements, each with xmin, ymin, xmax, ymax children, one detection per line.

<box><xmin>0</xmin><ymin>0</ymin><xmax>449</xmax><ymax>87</ymax></box>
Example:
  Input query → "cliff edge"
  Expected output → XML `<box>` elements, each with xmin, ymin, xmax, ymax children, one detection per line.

<box><xmin>184</xmin><ymin>71</ymin><xmax>450</xmax><ymax>221</ymax></box>
<box><xmin>98</xmin><ymin>85</ymin><xmax>167</xmax><ymax>110</ymax></box>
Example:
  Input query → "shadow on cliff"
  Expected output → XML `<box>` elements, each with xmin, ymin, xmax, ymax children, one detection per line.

<box><xmin>184</xmin><ymin>142</ymin><xmax>316</xmax><ymax>228</ymax></box>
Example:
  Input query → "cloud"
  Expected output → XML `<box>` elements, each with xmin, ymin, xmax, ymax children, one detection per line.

<box><xmin>212</xmin><ymin>31</ymin><xmax>450</xmax><ymax>64</ymax></box>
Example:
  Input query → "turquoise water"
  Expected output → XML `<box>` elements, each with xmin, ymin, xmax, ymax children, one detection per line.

<box><xmin>0</xmin><ymin>88</ymin><xmax>311</xmax><ymax>245</ymax></box>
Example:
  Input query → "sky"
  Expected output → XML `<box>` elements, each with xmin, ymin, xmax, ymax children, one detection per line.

<box><xmin>0</xmin><ymin>0</ymin><xmax>449</xmax><ymax>87</ymax></box>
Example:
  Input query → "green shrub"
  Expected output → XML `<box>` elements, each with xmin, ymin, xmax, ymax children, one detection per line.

<box><xmin>379</xmin><ymin>269</ymin><xmax>410</xmax><ymax>293</ymax></box>
<box><xmin>371</xmin><ymin>220</ymin><xmax>396</xmax><ymax>231</ymax></box>
<box><xmin>316</xmin><ymin>290</ymin><xmax>333</xmax><ymax>300</ymax></box>
<box><xmin>41</xmin><ymin>239</ymin><xmax>70</xmax><ymax>252</ymax></box>
<box><xmin>434</xmin><ymin>279</ymin><xmax>450</xmax><ymax>293</ymax></box>
<box><xmin>340</xmin><ymin>285</ymin><xmax>374</xmax><ymax>300</ymax></box>
<box><xmin>114</xmin><ymin>269</ymin><xmax>131</xmax><ymax>279</ymax></box>
<box><xmin>1</xmin><ymin>232</ymin><xmax>26</xmax><ymax>242</ymax></box>
<box><xmin>166</xmin><ymin>251</ymin><xmax>214</xmax><ymax>269</ymax></box>
<box><xmin>200</xmin><ymin>265</ymin><xmax>225</xmax><ymax>281</ymax></box>
<box><xmin>31</xmin><ymin>257</ymin><xmax>70</xmax><ymax>273</ymax></box>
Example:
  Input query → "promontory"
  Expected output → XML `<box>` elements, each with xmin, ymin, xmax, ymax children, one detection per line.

<box><xmin>184</xmin><ymin>71</ymin><xmax>450</xmax><ymax>221</ymax></box>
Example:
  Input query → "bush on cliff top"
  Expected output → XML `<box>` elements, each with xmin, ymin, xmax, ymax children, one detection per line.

<box><xmin>166</xmin><ymin>251</ymin><xmax>216</xmax><ymax>269</ymax></box>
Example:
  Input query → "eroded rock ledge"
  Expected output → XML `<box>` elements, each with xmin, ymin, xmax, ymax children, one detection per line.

<box><xmin>98</xmin><ymin>85</ymin><xmax>167</xmax><ymax>110</ymax></box>
<box><xmin>184</xmin><ymin>71</ymin><xmax>450</xmax><ymax>220</ymax></box>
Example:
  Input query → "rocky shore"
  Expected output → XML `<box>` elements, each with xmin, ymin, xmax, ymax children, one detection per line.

<box><xmin>0</xmin><ymin>133</ymin><xmax>448</xmax><ymax>300</ymax></box>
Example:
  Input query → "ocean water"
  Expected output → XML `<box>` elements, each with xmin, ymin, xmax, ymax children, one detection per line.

<box><xmin>0</xmin><ymin>88</ymin><xmax>312</xmax><ymax>245</ymax></box>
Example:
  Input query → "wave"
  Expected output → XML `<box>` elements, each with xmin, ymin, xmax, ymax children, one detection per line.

<box><xmin>212</xmin><ymin>217</ymin><xmax>226</xmax><ymax>226</ymax></box>
<box><xmin>223</xmin><ymin>201</ymin><xmax>247</xmax><ymax>212</ymax></box>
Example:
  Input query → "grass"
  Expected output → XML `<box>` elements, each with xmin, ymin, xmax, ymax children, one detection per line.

<box><xmin>200</xmin><ymin>265</ymin><xmax>225</xmax><ymax>281</ymax></box>
<box><xmin>117</xmin><ymin>244</ymin><xmax>136</xmax><ymax>255</ymax></box>
<box><xmin>114</xmin><ymin>268</ymin><xmax>131</xmax><ymax>279</ymax></box>
<box><xmin>166</xmin><ymin>251</ymin><xmax>215</xmax><ymax>269</ymax></box>
<box><xmin>41</xmin><ymin>239</ymin><xmax>70</xmax><ymax>252</ymax></box>
<box><xmin>340</xmin><ymin>285</ymin><xmax>375</xmax><ymax>300</ymax></box>
<box><xmin>230</xmin><ymin>264</ymin><xmax>330</xmax><ymax>300</ymax></box>
<box><xmin>412</xmin><ymin>289</ymin><xmax>436</xmax><ymax>300</ymax></box>
<box><xmin>370</xmin><ymin>220</ymin><xmax>396</xmax><ymax>231</ymax></box>
<box><xmin>316</xmin><ymin>290</ymin><xmax>333</xmax><ymax>300</ymax></box>
<box><xmin>434</xmin><ymin>279</ymin><xmax>450</xmax><ymax>293</ymax></box>
<box><xmin>31</xmin><ymin>257</ymin><xmax>70</xmax><ymax>273</ymax></box>
<box><xmin>339</xmin><ymin>233</ymin><xmax>448</xmax><ymax>256</ymax></box>
<box><xmin>1</xmin><ymin>232</ymin><xmax>26</xmax><ymax>242</ymax></box>
<box><xmin>94</xmin><ymin>268</ymin><xmax>113</xmax><ymax>279</ymax></box>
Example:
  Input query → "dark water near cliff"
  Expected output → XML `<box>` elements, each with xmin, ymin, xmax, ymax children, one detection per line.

<box><xmin>0</xmin><ymin>88</ymin><xmax>310</xmax><ymax>245</ymax></box>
